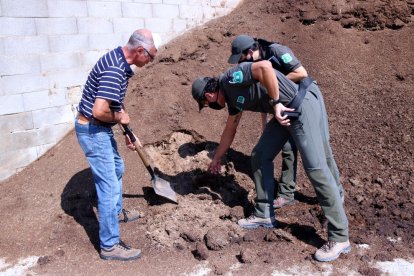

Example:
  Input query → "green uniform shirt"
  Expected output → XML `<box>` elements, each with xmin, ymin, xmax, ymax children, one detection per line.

<box><xmin>259</xmin><ymin>40</ymin><xmax>302</xmax><ymax>75</ymax></box>
<box><xmin>219</xmin><ymin>62</ymin><xmax>298</xmax><ymax>116</ymax></box>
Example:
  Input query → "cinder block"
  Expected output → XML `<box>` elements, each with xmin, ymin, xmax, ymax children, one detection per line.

<box><xmin>113</xmin><ymin>18</ymin><xmax>145</xmax><ymax>34</ymax></box>
<box><xmin>49</xmin><ymin>34</ymin><xmax>89</xmax><ymax>53</ymax></box>
<box><xmin>1</xmin><ymin>0</ymin><xmax>48</xmax><ymax>17</ymax></box>
<box><xmin>47</xmin><ymin>0</ymin><xmax>88</xmax><ymax>17</ymax></box>
<box><xmin>3</xmin><ymin>36</ymin><xmax>49</xmax><ymax>55</ymax></box>
<box><xmin>1</xmin><ymin>73</ymin><xmax>49</xmax><ymax>96</ymax></box>
<box><xmin>23</xmin><ymin>90</ymin><xmax>50</xmax><ymax>112</ymax></box>
<box><xmin>32</xmin><ymin>105</ymin><xmax>74</xmax><ymax>128</ymax></box>
<box><xmin>48</xmin><ymin>68</ymin><xmax>88</xmax><ymax>90</ymax></box>
<box><xmin>77</xmin><ymin>18</ymin><xmax>114</xmax><ymax>34</ymax></box>
<box><xmin>179</xmin><ymin>5</ymin><xmax>204</xmax><ymax>19</ymax></box>
<box><xmin>186</xmin><ymin>18</ymin><xmax>205</xmax><ymax>29</ymax></box>
<box><xmin>223</xmin><ymin>0</ymin><xmax>241</xmax><ymax>8</ymax></box>
<box><xmin>0</xmin><ymin>112</ymin><xmax>34</xmax><ymax>132</ymax></box>
<box><xmin>49</xmin><ymin>87</ymin><xmax>69</xmax><ymax>107</ymax></box>
<box><xmin>164</xmin><ymin>0</ymin><xmax>188</xmax><ymax>4</ymax></box>
<box><xmin>0</xmin><ymin>54</ymin><xmax>41</xmax><ymax>76</ymax></box>
<box><xmin>0</xmin><ymin>17</ymin><xmax>36</xmax><ymax>36</ymax></box>
<box><xmin>203</xmin><ymin>6</ymin><xmax>216</xmax><ymax>19</ymax></box>
<box><xmin>80</xmin><ymin>50</ymin><xmax>108</xmax><ymax>68</ymax></box>
<box><xmin>188</xmin><ymin>0</ymin><xmax>210</xmax><ymax>5</ymax></box>
<box><xmin>87</xmin><ymin>1</ymin><xmax>122</xmax><ymax>17</ymax></box>
<box><xmin>210</xmin><ymin>0</ymin><xmax>225</xmax><ymax>7</ymax></box>
<box><xmin>67</xmin><ymin>85</ymin><xmax>83</xmax><ymax>105</ymax></box>
<box><xmin>128</xmin><ymin>0</ymin><xmax>161</xmax><ymax>3</ymax></box>
<box><xmin>121</xmin><ymin>2</ymin><xmax>152</xmax><ymax>18</ymax></box>
<box><xmin>36</xmin><ymin>142</ymin><xmax>55</xmax><ymax>158</ymax></box>
<box><xmin>172</xmin><ymin>18</ymin><xmax>187</xmax><ymax>34</ymax></box>
<box><xmin>40</xmin><ymin>52</ymin><xmax>82</xmax><ymax>73</ymax></box>
<box><xmin>0</xmin><ymin>94</ymin><xmax>24</xmax><ymax>115</ymax></box>
<box><xmin>214</xmin><ymin>7</ymin><xmax>232</xmax><ymax>17</ymax></box>
<box><xmin>0</xmin><ymin>128</ymin><xmax>55</xmax><ymax>152</ymax></box>
<box><xmin>88</xmin><ymin>33</ymin><xmax>124</xmax><ymax>51</ymax></box>
<box><xmin>35</xmin><ymin>18</ymin><xmax>78</xmax><ymax>35</ymax></box>
<box><xmin>35</xmin><ymin>123</ymin><xmax>73</xmax><ymax>148</ymax></box>
<box><xmin>145</xmin><ymin>18</ymin><xmax>173</xmax><ymax>33</ymax></box>
<box><xmin>153</xmin><ymin>4</ymin><xmax>179</xmax><ymax>18</ymax></box>
<box><xmin>0</xmin><ymin>147</ymin><xmax>38</xmax><ymax>172</ymax></box>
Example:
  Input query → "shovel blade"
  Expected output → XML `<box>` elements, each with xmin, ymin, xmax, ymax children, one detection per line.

<box><xmin>151</xmin><ymin>175</ymin><xmax>177</xmax><ymax>203</ymax></box>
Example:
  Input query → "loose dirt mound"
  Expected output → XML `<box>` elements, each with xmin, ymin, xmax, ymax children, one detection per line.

<box><xmin>1</xmin><ymin>0</ymin><xmax>413</xmax><ymax>274</ymax></box>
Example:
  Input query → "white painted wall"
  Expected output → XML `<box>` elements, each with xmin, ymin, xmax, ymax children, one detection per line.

<box><xmin>0</xmin><ymin>0</ymin><xmax>242</xmax><ymax>181</ymax></box>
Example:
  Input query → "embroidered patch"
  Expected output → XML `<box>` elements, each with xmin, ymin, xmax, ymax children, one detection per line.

<box><xmin>229</xmin><ymin>71</ymin><xmax>243</xmax><ymax>84</ymax></box>
<box><xmin>236</xmin><ymin>96</ymin><xmax>245</xmax><ymax>104</ymax></box>
<box><xmin>281</xmin><ymin>53</ymin><xmax>293</xmax><ymax>63</ymax></box>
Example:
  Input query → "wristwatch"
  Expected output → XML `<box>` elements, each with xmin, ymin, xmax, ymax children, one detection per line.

<box><xmin>269</xmin><ymin>98</ymin><xmax>281</xmax><ymax>106</ymax></box>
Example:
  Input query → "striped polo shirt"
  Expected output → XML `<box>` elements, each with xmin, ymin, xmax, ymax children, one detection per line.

<box><xmin>78</xmin><ymin>46</ymin><xmax>134</xmax><ymax>119</ymax></box>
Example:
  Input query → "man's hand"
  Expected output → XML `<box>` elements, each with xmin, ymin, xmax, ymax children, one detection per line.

<box><xmin>208</xmin><ymin>158</ymin><xmax>222</xmax><ymax>174</ymax></box>
<box><xmin>120</xmin><ymin>124</ymin><xmax>143</xmax><ymax>151</ymax></box>
<box><xmin>275</xmin><ymin>103</ymin><xmax>295</xmax><ymax>126</ymax></box>
<box><xmin>125</xmin><ymin>134</ymin><xmax>136</xmax><ymax>151</ymax></box>
<box><xmin>118</xmin><ymin>110</ymin><xmax>130</xmax><ymax>125</ymax></box>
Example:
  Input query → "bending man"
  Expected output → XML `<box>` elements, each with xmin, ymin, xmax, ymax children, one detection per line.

<box><xmin>228</xmin><ymin>35</ymin><xmax>344</xmax><ymax>208</ymax></box>
<box><xmin>191</xmin><ymin>60</ymin><xmax>350</xmax><ymax>262</ymax></box>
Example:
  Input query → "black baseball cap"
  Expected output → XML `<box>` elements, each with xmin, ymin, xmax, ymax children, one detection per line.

<box><xmin>228</xmin><ymin>35</ymin><xmax>256</xmax><ymax>64</ymax></box>
<box><xmin>192</xmin><ymin>77</ymin><xmax>210</xmax><ymax>111</ymax></box>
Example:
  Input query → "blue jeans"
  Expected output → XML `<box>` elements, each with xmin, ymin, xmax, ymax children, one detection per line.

<box><xmin>75</xmin><ymin>118</ymin><xmax>124</xmax><ymax>249</ymax></box>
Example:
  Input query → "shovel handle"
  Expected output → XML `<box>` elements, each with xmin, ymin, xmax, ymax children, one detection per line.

<box><xmin>121</xmin><ymin>124</ymin><xmax>154</xmax><ymax>178</ymax></box>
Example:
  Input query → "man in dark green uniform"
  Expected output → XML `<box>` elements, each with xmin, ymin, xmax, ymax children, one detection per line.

<box><xmin>191</xmin><ymin>60</ymin><xmax>350</xmax><ymax>262</ymax></box>
<box><xmin>228</xmin><ymin>35</ymin><xmax>344</xmax><ymax>208</ymax></box>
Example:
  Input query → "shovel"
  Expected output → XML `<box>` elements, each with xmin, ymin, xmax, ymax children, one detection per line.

<box><xmin>121</xmin><ymin>124</ymin><xmax>177</xmax><ymax>203</ymax></box>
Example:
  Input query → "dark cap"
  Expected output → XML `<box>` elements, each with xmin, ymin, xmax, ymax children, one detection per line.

<box><xmin>192</xmin><ymin>77</ymin><xmax>210</xmax><ymax>111</ymax></box>
<box><xmin>228</xmin><ymin>35</ymin><xmax>256</xmax><ymax>64</ymax></box>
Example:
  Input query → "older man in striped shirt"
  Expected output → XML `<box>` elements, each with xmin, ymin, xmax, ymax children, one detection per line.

<box><xmin>75</xmin><ymin>29</ymin><xmax>157</xmax><ymax>261</ymax></box>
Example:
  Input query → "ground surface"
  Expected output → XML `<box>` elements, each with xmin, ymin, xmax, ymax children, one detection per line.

<box><xmin>1</xmin><ymin>0</ymin><xmax>414</xmax><ymax>275</ymax></box>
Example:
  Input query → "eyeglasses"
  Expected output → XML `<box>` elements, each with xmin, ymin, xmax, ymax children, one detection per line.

<box><xmin>143</xmin><ymin>47</ymin><xmax>154</xmax><ymax>61</ymax></box>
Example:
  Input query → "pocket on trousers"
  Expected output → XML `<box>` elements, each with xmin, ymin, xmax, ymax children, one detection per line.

<box><xmin>77</xmin><ymin>134</ymin><xmax>95</xmax><ymax>156</ymax></box>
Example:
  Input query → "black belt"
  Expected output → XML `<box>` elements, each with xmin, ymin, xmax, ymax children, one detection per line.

<box><xmin>287</xmin><ymin>76</ymin><xmax>314</xmax><ymax>109</ymax></box>
<box><xmin>90</xmin><ymin>117</ymin><xmax>116</xmax><ymax>128</ymax></box>
<box><xmin>283</xmin><ymin>76</ymin><xmax>314</xmax><ymax>120</ymax></box>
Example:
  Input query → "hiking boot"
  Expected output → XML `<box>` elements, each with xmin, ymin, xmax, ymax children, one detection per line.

<box><xmin>273</xmin><ymin>197</ymin><xmax>295</xmax><ymax>209</ymax></box>
<box><xmin>100</xmin><ymin>240</ymin><xmax>142</xmax><ymax>261</ymax></box>
<box><xmin>314</xmin><ymin>240</ymin><xmax>351</xmax><ymax>262</ymax></box>
<box><xmin>118</xmin><ymin>209</ymin><xmax>144</xmax><ymax>223</ymax></box>
<box><xmin>238</xmin><ymin>215</ymin><xmax>276</xmax><ymax>229</ymax></box>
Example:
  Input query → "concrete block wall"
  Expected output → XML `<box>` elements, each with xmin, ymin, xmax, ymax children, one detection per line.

<box><xmin>0</xmin><ymin>0</ymin><xmax>242</xmax><ymax>181</ymax></box>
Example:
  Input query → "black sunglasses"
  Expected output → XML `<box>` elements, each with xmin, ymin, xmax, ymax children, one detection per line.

<box><xmin>143</xmin><ymin>47</ymin><xmax>154</xmax><ymax>61</ymax></box>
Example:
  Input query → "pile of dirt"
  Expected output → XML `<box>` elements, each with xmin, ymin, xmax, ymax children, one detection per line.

<box><xmin>0</xmin><ymin>0</ymin><xmax>413</xmax><ymax>274</ymax></box>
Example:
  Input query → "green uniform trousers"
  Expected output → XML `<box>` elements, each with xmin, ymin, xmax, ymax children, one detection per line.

<box><xmin>277</xmin><ymin>85</ymin><xmax>344</xmax><ymax>201</ymax></box>
<box><xmin>251</xmin><ymin>84</ymin><xmax>349</xmax><ymax>242</ymax></box>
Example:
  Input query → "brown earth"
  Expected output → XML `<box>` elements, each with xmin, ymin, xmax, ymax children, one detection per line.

<box><xmin>1</xmin><ymin>0</ymin><xmax>414</xmax><ymax>275</ymax></box>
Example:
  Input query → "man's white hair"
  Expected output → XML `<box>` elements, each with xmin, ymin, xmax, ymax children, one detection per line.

<box><xmin>126</xmin><ymin>30</ymin><xmax>154</xmax><ymax>50</ymax></box>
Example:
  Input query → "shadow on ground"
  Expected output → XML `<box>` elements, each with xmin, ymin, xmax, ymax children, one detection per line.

<box><xmin>61</xmin><ymin>168</ymin><xmax>99</xmax><ymax>252</ymax></box>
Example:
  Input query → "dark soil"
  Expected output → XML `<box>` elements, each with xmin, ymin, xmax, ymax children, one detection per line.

<box><xmin>1</xmin><ymin>0</ymin><xmax>413</xmax><ymax>274</ymax></box>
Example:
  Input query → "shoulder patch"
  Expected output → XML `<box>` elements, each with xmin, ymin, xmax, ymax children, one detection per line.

<box><xmin>237</xmin><ymin>96</ymin><xmax>245</xmax><ymax>104</ymax></box>
<box><xmin>281</xmin><ymin>53</ymin><xmax>293</xmax><ymax>63</ymax></box>
<box><xmin>229</xmin><ymin>71</ymin><xmax>244</xmax><ymax>84</ymax></box>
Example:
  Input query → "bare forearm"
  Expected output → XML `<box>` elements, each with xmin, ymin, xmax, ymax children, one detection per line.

<box><xmin>214</xmin><ymin>114</ymin><xmax>241</xmax><ymax>160</ymax></box>
<box><xmin>92</xmin><ymin>98</ymin><xmax>129</xmax><ymax>124</ymax></box>
<box><xmin>286</xmin><ymin>66</ymin><xmax>308</xmax><ymax>83</ymax></box>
